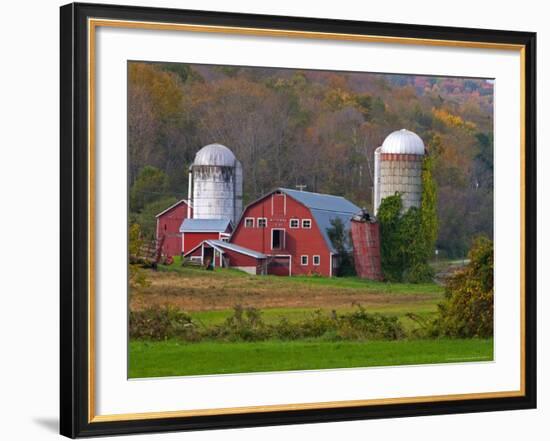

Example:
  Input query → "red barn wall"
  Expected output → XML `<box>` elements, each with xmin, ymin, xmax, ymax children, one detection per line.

<box><xmin>183</xmin><ymin>232</ymin><xmax>221</xmax><ymax>255</ymax></box>
<box><xmin>156</xmin><ymin>202</ymin><xmax>192</xmax><ymax>258</ymax></box>
<box><xmin>223</xmin><ymin>249</ymin><xmax>258</xmax><ymax>267</ymax></box>
<box><xmin>231</xmin><ymin>193</ymin><xmax>332</xmax><ymax>276</ymax></box>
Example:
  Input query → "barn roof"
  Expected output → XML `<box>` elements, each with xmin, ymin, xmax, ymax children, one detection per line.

<box><xmin>155</xmin><ymin>199</ymin><xmax>190</xmax><ymax>218</ymax></box>
<box><xmin>278</xmin><ymin>188</ymin><xmax>361</xmax><ymax>254</ymax></box>
<box><xmin>278</xmin><ymin>188</ymin><xmax>360</xmax><ymax>214</ymax></box>
<box><xmin>180</xmin><ymin>218</ymin><xmax>232</xmax><ymax>233</ymax></box>
<box><xmin>206</xmin><ymin>240</ymin><xmax>267</xmax><ymax>259</ymax></box>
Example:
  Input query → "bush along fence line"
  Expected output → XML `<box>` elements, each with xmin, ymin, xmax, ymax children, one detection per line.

<box><xmin>129</xmin><ymin>304</ymin><xmax>406</xmax><ymax>343</ymax></box>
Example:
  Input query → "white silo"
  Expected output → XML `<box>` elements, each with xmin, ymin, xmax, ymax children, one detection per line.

<box><xmin>374</xmin><ymin>129</ymin><xmax>425</xmax><ymax>215</ymax></box>
<box><xmin>187</xmin><ymin>143</ymin><xmax>243</xmax><ymax>224</ymax></box>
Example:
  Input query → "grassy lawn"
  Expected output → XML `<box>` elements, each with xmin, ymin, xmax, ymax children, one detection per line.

<box><xmin>129</xmin><ymin>338</ymin><xmax>493</xmax><ymax>378</ymax></box>
<box><xmin>159</xmin><ymin>257</ymin><xmax>443</xmax><ymax>295</ymax></box>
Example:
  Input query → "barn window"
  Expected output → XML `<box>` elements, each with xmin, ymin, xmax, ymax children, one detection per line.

<box><xmin>257</xmin><ymin>218</ymin><xmax>267</xmax><ymax>228</ymax></box>
<box><xmin>301</xmin><ymin>255</ymin><xmax>308</xmax><ymax>266</ymax></box>
<box><xmin>289</xmin><ymin>218</ymin><xmax>299</xmax><ymax>228</ymax></box>
<box><xmin>313</xmin><ymin>255</ymin><xmax>320</xmax><ymax>266</ymax></box>
<box><xmin>271</xmin><ymin>229</ymin><xmax>285</xmax><ymax>250</ymax></box>
<box><xmin>245</xmin><ymin>217</ymin><xmax>255</xmax><ymax>228</ymax></box>
<box><xmin>302</xmin><ymin>219</ymin><xmax>312</xmax><ymax>229</ymax></box>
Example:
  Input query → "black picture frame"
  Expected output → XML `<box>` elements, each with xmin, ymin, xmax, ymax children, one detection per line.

<box><xmin>60</xmin><ymin>2</ymin><xmax>537</xmax><ymax>438</ymax></box>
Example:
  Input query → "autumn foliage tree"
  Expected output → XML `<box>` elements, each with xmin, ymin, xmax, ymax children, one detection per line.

<box><xmin>433</xmin><ymin>236</ymin><xmax>494</xmax><ymax>338</ymax></box>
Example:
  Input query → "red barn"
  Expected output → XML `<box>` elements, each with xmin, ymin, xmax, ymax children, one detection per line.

<box><xmin>180</xmin><ymin>219</ymin><xmax>233</xmax><ymax>255</ymax></box>
<box><xmin>183</xmin><ymin>239</ymin><xmax>267</xmax><ymax>275</ymax></box>
<box><xmin>155</xmin><ymin>199</ymin><xmax>192</xmax><ymax>258</ymax></box>
<box><xmin>230</xmin><ymin>188</ymin><xmax>361</xmax><ymax>277</ymax></box>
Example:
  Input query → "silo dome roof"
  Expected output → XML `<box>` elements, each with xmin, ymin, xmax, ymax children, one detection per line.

<box><xmin>193</xmin><ymin>143</ymin><xmax>237</xmax><ymax>166</ymax></box>
<box><xmin>380</xmin><ymin>129</ymin><xmax>425</xmax><ymax>155</ymax></box>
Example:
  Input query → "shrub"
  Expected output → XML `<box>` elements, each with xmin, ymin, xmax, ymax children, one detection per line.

<box><xmin>337</xmin><ymin>305</ymin><xmax>405</xmax><ymax>340</ymax></box>
<box><xmin>129</xmin><ymin>306</ymin><xmax>201</xmax><ymax>341</ymax></box>
<box><xmin>403</xmin><ymin>262</ymin><xmax>434</xmax><ymax>284</ymax></box>
<box><xmin>206</xmin><ymin>305</ymin><xmax>270</xmax><ymax>341</ymax></box>
<box><xmin>431</xmin><ymin>236</ymin><xmax>494</xmax><ymax>338</ymax></box>
<box><xmin>130</xmin><ymin>305</ymin><xmax>407</xmax><ymax>342</ymax></box>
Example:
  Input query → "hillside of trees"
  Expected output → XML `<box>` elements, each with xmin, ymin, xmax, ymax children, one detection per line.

<box><xmin>128</xmin><ymin>61</ymin><xmax>494</xmax><ymax>258</ymax></box>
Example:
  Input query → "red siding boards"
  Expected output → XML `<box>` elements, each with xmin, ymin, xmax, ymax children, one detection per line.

<box><xmin>231</xmin><ymin>192</ymin><xmax>332</xmax><ymax>276</ymax></box>
<box><xmin>183</xmin><ymin>232</ymin><xmax>221</xmax><ymax>255</ymax></box>
<box><xmin>223</xmin><ymin>249</ymin><xmax>260</xmax><ymax>268</ymax></box>
<box><xmin>155</xmin><ymin>200</ymin><xmax>192</xmax><ymax>258</ymax></box>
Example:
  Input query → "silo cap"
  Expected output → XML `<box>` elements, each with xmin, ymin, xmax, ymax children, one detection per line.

<box><xmin>380</xmin><ymin>129</ymin><xmax>425</xmax><ymax>155</ymax></box>
<box><xmin>194</xmin><ymin>143</ymin><xmax>237</xmax><ymax>166</ymax></box>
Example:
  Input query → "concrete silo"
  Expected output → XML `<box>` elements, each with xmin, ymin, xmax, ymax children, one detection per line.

<box><xmin>374</xmin><ymin>129</ymin><xmax>425</xmax><ymax>215</ymax></box>
<box><xmin>187</xmin><ymin>143</ymin><xmax>243</xmax><ymax>224</ymax></box>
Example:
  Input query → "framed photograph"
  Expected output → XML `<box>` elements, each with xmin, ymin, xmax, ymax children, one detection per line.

<box><xmin>60</xmin><ymin>2</ymin><xmax>536</xmax><ymax>438</ymax></box>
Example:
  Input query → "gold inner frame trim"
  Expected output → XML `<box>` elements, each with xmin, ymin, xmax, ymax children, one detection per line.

<box><xmin>87</xmin><ymin>17</ymin><xmax>527</xmax><ymax>423</ymax></box>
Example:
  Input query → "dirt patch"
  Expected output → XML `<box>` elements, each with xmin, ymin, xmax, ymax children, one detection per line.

<box><xmin>130</xmin><ymin>271</ymin><xmax>438</xmax><ymax>312</ymax></box>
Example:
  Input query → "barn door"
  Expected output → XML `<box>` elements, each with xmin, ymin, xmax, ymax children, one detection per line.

<box><xmin>267</xmin><ymin>256</ymin><xmax>291</xmax><ymax>276</ymax></box>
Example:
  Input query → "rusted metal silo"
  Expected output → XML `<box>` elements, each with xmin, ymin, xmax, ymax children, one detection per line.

<box><xmin>350</xmin><ymin>211</ymin><xmax>383</xmax><ymax>281</ymax></box>
<box><xmin>374</xmin><ymin>129</ymin><xmax>425</xmax><ymax>215</ymax></box>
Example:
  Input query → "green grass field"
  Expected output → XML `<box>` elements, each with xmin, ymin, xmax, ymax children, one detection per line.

<box><xmin>129</xmin><ymin>338</ymin><xmax>493</xmax><ymax>378</ymax></box>
<box><xmin>129</xmin><ymin>260</ymin><xmax>491</xmax><ymax>378</ymax></box>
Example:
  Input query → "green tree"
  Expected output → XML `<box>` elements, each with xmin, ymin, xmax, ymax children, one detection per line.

<box><xmin>130</xmin><ymin>166</ymin><xmax>170</xmax><ymax>212</ymax></box>
<box><xmin>132</xmin><ymin>196</ymin><xmax>178</xmax><ymax>240</ymax></box>
<box><xmin>420</xmin><ymin>154</ymin><xmax>438</xmax><ymax>261</ymax></box>
<box><xmin>128</xmin><ymin>223</ymin><xmax>150</xmax><ymax>289</ymax></box>
<box><xmin>327</xmin><ymin>218</ymin><xmax>356</xmax><ymax>276</ymax></box>
<box><xmin>377</xmin><ymin>194</ymin><xmax>403</xmax><ymax>281</ymax></box>
<box><xmin>377</xmin><ymin>172</ymin><xmax>436</xmax><ymax>283</ymax></box>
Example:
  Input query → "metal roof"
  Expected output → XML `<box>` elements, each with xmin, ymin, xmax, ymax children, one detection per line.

<box><xmin>279</xmin><ymin>188</ymin><xmax>360</xmax><ymax>213</ymax></box>
<box><xmin>193</xmin><ymin>143</ymin><xmax>237</xmax><ymax>167</ymax></box>
<box><xmin>380</xmin><ymin>129</ymin><xmax>425</xmax><ymax>155</ymax></box>
<box><xmin>180</xmin><ymin>218</ymin><xmax>232</xmax><ymax>233</ymax></box>
<box><xmin>278</xmin><ymin>188</ymin><xmax>361</xmax><ymax>253</ymax></box>
<box><xmin>206</xmin><ymin>240</ymin><xmax>267</xmax><ymax>259</ymax></box>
